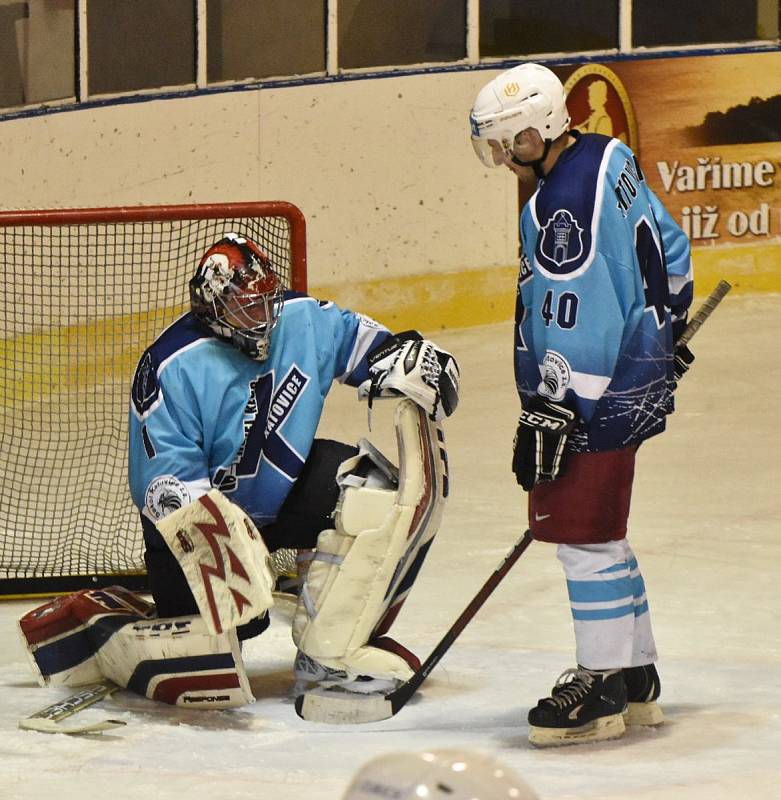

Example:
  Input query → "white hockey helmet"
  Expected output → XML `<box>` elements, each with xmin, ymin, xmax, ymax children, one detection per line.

<box><xmin>469</xmin><ymin>63</ymin><xmax>570</xmax><ymax>168</ymax></box>
<box><xmin>342</xmin><ymin>749</ymin><xmax>538</xmax><ymax>800</ymax></box>
<box><xmin>190</xmin><ymin>233</ymin><xmax>284</xmax><ymax>361</ymax></box>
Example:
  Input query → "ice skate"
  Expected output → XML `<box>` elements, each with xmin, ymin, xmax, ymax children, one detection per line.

<box><xmin>292</xmin><ymin>643</ymin><xmax>410</xmax><ymax>699</ymax></box>
<box><xmin>623</xmin><ymin>663</ymin><xmax>664</xmax><ymax>726</ymax></box>
<box><xmin>527</xmin><ymin>667</ymin><xmax>627</xmax><ymax>747</ymax></box>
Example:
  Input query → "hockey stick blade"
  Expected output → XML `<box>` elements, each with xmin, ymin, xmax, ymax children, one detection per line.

<box><xmin>19</xmin><ymin>682</ymin><xmax>126</xmax><ymax>735</ymax></box>
<box><xmin>19</xmin><ymin>716</ymin><xmax>126</xmax><ymax>735</ymax></box>
<box><xmin>295</xmin><ymin>530</ymin><xmax>534</xmax><ymax>723</ymax></box>
<box><xmin>295</xmin><ymin>688</ymin><xmax>393</xmax><ymax>724</ymax></box>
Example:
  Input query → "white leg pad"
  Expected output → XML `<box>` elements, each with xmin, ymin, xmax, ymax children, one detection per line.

<box><xmin>18</xmin><ymin>586</ymin><xmax>156</xmax><ymax>687</ymax></box>
<box><xmin>18</xmin><ymin>586</ymin><xmax>254</xmax><ymax>708</ymax></box>
<box><xmin>293</xmin><ymin>398</ymin><xmax>448</xmax><ymax>679</ymax></box>
<box><xmin>96</xmin><ymin>614</ymin><xmax>254</xmax><ymax>708</ymax></box>
<box><xmin>156</xmin><ymin>488</ymin><xmax>276</xmax><ymax>636</ymax></box>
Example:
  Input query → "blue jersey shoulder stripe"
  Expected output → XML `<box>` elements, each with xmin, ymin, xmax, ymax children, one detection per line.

<box><xmin>131</xmin><ymin>313</ymin><xmax>211</xmax><ymax>417</ymax></box>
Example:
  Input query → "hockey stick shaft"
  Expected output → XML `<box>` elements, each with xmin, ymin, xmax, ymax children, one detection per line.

<box><xmin>386</xmin><ymin>529</ymin><xmax>534</xmax><ymax>713</ymax></box>
<box><xmin>676</xmin><ymin>279</ymin><xmax>732</xmax><ymax>347</ymax></box>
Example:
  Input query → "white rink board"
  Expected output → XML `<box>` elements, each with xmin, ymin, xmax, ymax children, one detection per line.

<box><xmin>0</xmin><ymin>70</ymin><xmax>518</xmax><ymax>289</ymax></box>
<box><xmin>0</xmin><ymin>293</ymin><xmax>779</xmax><ymax>800</ymax></box>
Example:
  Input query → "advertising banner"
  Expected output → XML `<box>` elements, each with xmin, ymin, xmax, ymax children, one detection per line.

<box><xmin>557</xmin><ymin>52</ymin><xmax>781</xmax><ymax>289</ymax></box>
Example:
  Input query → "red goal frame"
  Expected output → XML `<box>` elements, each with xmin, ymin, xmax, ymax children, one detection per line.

<box><xmin>0</xmin><ymin>200</ymin><xmax>308</xmax><ymax>598</ymax></box>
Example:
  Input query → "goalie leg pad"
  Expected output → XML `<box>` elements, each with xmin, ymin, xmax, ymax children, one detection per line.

<box><xmin>19</xmin><ymin>586</ymin><xmax>254</xmax><ymax>708</ymax></box>
<box><xmin>155</xmin><ymin>488</ymin><xmax>276</xmax><ymax>636</ymax></box>
<box><xmin>293</xmin><ymin>399</ymin><xmax>447</xmax><ymax>681</ymax></box>
<box><xmin>96</xmin><ymin>614</ymin><xmax>254</xmax><ymax>708</ymax></box>
<box><xmin>18</xmin><ymin>586</ymin><xmax>155</xmax><ymax>687</ymax></box>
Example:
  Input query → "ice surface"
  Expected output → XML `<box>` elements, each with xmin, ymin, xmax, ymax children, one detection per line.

<box><xmin>1</xmin><ymin>293</ymin><xmax>779</xmax><ymax>799</ymax></box>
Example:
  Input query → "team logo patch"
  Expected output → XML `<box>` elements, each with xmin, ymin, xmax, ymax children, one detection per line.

<box><xmin>145</xmin><ymin>475</ymin><xmax>191</xmax><ymax>520</ymax></box>
<box><xmin>538</xmin><ymin>351</ymin><xmax>571</xmax><ymax>401</ymax></box>
<box><xmin>132</xmin><ymin>352</ymin><xmax>160</xmax><ymax>416</ymax></box>
<box><xmin>538</xmin><ymin>210</ymin><xmax>585</xmax><ymax>271</ymax></box>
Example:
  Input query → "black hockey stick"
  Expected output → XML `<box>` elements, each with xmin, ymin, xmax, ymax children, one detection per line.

<box><xmin>295</xmin><ymin>529</ymin><xmax>534</xmax><ymax>723</ymax></box>
<box><xmin>677</xmin><ymin>279</ymin><xmax>732</xmax><ymax>348</ymax></box>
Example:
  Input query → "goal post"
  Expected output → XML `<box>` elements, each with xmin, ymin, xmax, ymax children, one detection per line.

<box><xmin>0</xmin><ymin>201</ymin><xmax>307</xmax><ymax>598</ymax></box>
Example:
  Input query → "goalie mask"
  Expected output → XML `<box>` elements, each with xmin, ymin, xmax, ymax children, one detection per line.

<box><xmin>190</xmin><ymin>234</ymin><xmax>284</xmax><ymax>361</ymax></box>
<box><xmin>342</xmin><ymin>749</ymin><xmax>538</xmax><ymax>800</ymax></box>
<box><xmin>469</xmin><ymin>63</ymin><xmax>570</xmax><ymax>170</ymax></box>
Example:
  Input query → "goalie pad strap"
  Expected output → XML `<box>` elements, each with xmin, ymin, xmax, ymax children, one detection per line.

<box><xmin>293</xmin><ymin>399</ymin><xmax>447</xmax><ymax>679</ymax></box>
<box><xmin>155</xmin><ymin>488</ymin><xmax>276</xmax><ymax>636</ymax></box>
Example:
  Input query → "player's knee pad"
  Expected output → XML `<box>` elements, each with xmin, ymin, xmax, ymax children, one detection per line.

<box><xmin>292</xmin><ymin>398</ymin><xmax>448</xmax><ymax>679</ymax></box>
<box><xmin>19</xmin><ymin>585</ymin><xmax>255</xmax><ymax>708</ymax></box>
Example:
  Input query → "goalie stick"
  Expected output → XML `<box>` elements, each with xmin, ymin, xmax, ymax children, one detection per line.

<box><xmin>295</xmin><ymin>530</ymin><xmax>534</xmax><ymax>723</ymax></box>
<box><xmin>19</xmin><ymin>682</ymin><xmax>125</xmax><ymax>735</ymax></box>
<box><xmin>295</xmin><ymin>280</ymin><xmax>733</xmax><ymax>725</ymax></box>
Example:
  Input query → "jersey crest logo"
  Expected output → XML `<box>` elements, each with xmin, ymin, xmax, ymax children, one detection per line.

<box><xmin>145</xmin><ymin>475</ymin><xmax>191</xmax><ymax>520</ymax></box>
<box><xmin>132</xmin><ymin>351</ymin><xmax>160</xmax><ymax>416</ymax></box>
<box><xmin>538</xmin><ymin>210</ymin><xmax>585</xmax><ymax>272</ymax></box>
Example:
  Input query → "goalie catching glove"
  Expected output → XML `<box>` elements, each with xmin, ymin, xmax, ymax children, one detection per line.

<box><xmin>359</xmin><ymin>331</ymin><xmax>459</xmax><ymax>422</ymax></box>
<box><xmin>512</xmin><ymin>396</ymin><xmax>576</xmax><ymax>491</ymax></box>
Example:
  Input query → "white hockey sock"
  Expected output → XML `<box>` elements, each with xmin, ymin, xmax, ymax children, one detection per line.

<box><xmin>625</xmin><ymin>542</ymin><xmax>658</xmax><ymax>665</ymax></box>
<box><xmin>557</xmin><ymin>540</ymin><xmax>657</xmax><ymax>669</ymax></box>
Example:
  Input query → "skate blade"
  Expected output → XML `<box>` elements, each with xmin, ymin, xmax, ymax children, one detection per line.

<box><xmin>529</xmin><ymin>712</ymin><xmax>626</xmax><ymax>748</ymax></box>
<box><xmin>625</xmin><ymin>701</ymin><xmax>664</xmax><ymax>726</ymax></box>
<box><xmin>295</xmin><ymin>687</ymin><xmax>394</xmax><ymax>724</ymax></box>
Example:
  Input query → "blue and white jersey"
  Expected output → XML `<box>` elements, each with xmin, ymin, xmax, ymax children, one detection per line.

<box><xmin>516</xmin><ymin>131</ymin><xmax>693</xmax><ymax>452</ymax></box>
<box><xmin>129</xmin><ymin>292</ymin><xmax>391</xmax><ymax>526</ymax></box>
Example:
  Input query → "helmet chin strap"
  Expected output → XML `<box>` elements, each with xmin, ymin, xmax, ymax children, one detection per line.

<box><xmin>511</xmin><ymin>138</ymin><xmax>553</xmax><ymax>178</ymax></box>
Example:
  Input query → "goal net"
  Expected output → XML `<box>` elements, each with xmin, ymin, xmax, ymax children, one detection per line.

<box><xmin>0</xmin><ymin>202</ymin><xmax>307</xmax><ymax>597</ymax></box>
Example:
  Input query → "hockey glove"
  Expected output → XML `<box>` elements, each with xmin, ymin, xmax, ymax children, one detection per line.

<box><xmin>512</xmin><ymin>396</ymin><xmax>576</xmax><ymax>491</ymax></box>
<box><xmin>360</xmin><ymin>330</ymin><xmax>460</xmax><ymax>421</ymax></box>
<box><xmin>673</xmin><ymin>343</ymin><xmax>695</xmax><ymax>381</ymax></box>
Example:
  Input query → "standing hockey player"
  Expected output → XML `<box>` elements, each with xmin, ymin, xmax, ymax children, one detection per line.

<box><xmin>19</xmin><ymin>233</ymin><xmax>459</xmax><ymax>711</ymax></box>
<box><xmin>469</xmin><ymin>63</ymin><xmax>693</xmax><ymax>746</ymax></box>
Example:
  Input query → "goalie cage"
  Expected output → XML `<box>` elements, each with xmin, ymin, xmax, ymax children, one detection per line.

<box><xmin>0</xmin><ymin>201</ymin><xmax>307</xmax><ymax>598</ymax></box>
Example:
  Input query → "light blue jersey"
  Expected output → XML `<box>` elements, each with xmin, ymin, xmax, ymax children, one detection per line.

<box><xmin>516</xmin><ymin>131</ymin><xmax>693</xmax><ymax>451</ymax></box>
<box><xmin>129</xmin><ymin>293</ymin><xmax>390</xmax><ymax>526</ymax></box>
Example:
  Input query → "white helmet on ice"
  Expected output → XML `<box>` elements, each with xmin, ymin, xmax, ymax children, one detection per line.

<box><xmin>469</xmin><ymin>63</ymin><xmax>570</xmax><ymax>168</ymax></box>
<box><xmin>342</xmin><ymin>749</ymin><xmax>538</xmax><ymax>800</ymax></box>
